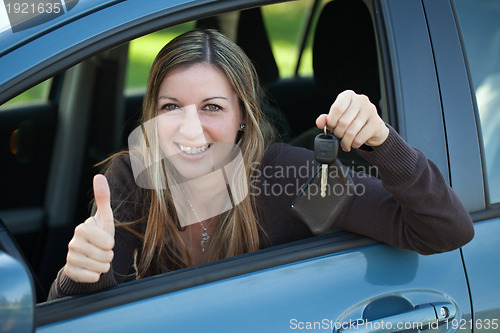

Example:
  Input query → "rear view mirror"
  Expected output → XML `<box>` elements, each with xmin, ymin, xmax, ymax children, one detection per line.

<box><xmin>0</xmin><ymin>218</ymin><xmax>35</xmax><ymax>332</ymax></box>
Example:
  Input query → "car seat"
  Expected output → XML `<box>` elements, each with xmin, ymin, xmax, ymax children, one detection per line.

<box><xmin>313</xmin><ymin>0</ymin><xmax>380</xmax><ymax>111</ymax></box>
<box><xmin>289</xmin><ymin>0</ymin><xmax>380</xmax><ymax>174</ymax></box>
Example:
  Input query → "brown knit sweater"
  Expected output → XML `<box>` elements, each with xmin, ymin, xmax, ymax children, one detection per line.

<box><xmin>48</xmin><ymin>126</ymin><xmax>474</xmax><ymax>300</ymax></box>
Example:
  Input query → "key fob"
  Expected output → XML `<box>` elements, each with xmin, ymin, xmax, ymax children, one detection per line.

<box><xmin>314</xmin><ymin>133</ymin><xmax>338</xmax><ymax>164</ymax></box>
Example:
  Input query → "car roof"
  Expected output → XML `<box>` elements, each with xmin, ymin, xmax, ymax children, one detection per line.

<box><xmin>0</xmin><ymin>0</ymin><xmax>124</xmax><ymax>57</ymax></box>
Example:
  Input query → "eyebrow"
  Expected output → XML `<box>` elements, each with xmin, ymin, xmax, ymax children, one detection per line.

<box><xmin>157</xmin><ymin>95</ymin><xmax>178</xmax><ymax>101</ymax></box>
<box><xmin>157</xmin><ymin>95</ymin><xmax>229</xmax><ymax>102</ymax></box>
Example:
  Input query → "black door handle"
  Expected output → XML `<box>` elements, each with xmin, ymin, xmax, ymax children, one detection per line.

<box><xmin>336</xmin><ymin>301</ymin><xmax>456</xmax><ymax>333</ymax></box>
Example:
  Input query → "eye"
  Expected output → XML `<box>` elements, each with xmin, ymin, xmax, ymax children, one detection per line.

<box><xmin>203</xmin><ymin>104</ymin><xmax>222</xmax><ymax>112</ymax></box>
<box><xmin>160</xmin><ymin>103</ymin><xmax>179</xmax><ymax>111</ymax></box>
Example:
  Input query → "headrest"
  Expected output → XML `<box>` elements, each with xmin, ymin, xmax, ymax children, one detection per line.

<box><xmin>237</xmin><ymin>7</ymin><xmax>279</xmax><ymax>85</ymax></box>
<box><xmin>195</xmin><ymin>16</ymin><xmax>220</xmax><ymax>31</ymax></box>
<box><xmin>196</xmin><ymin>8</ymin><xmax>279</xmax><ymax>86</ymax></box>
<box><xmin>313</xmin><ymin>0</ymin><xmax>380</xmax><ymax>103</ymax></box>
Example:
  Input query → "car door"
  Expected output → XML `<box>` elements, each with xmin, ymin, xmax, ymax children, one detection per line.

<box><xmin>37</xmin><ymin>238</ymin><xmax>468</xmax><ymax>332</ymax></box>
<box><xmin>431</xmin><ymin>0</ymin><xmax>500</xmax><ymax>329</ymax></box>
<box><xmin>0</xmin><ymin>0</ymin><xmax>475</xmax><ymax>331</ymax></box>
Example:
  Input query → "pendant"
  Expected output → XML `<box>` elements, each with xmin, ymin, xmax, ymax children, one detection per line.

<box><xmin>201</xmin><ymin>230</ymin><xmax>210</xmax><ymax>252</ymax></box>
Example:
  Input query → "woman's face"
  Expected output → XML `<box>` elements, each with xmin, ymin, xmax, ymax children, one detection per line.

<box><xmin>155</xmin><ymin>62</ymin><xmax>243</xmax><ymax>180</ymax></box>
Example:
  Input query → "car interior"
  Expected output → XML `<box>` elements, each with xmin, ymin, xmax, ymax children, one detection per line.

<box><xmin>0</xmin><ymin>0</ymin><xmax>388</xmax><ymax>304</ymax></box>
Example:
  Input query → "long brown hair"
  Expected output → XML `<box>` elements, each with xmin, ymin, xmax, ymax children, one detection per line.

<box><xmin>115</xmin><ymin>29</ymin><xmax>274</xmax><ymax>278</ymax></box>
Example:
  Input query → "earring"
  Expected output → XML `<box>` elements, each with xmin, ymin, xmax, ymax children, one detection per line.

<box><xmin>235</xmin><ymin>123</ymin><xmax>245</xmax><ymax>143</ymax></box>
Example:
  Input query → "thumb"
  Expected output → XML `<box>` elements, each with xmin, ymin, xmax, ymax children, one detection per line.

<box><xmin>316</xmin><ymin>114</ymin><xmax>327</xmax><ymax>130</ymax></box>
<box><xmin>93</xmin><ymin>174</ymin><xmax>115</xmax><ymax>236</ymax></box>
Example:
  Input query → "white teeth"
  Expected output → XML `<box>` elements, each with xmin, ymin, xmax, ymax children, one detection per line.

<box><xmin>178</xmin><ymin>143</ymin><xmax>210</xmax><ymax>154</ymax></box>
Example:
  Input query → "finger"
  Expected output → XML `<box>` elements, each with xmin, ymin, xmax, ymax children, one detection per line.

<box><xmin>327</xmin><ymin>90</ymin><xmax>355</xmax><ymax>130</ymax></box>
<box><xmin>333</xmin><ymin>109</ymin><xmax>360</xmax><ymax>142</ymax></box>
<box><xmin>93</xmin><ymin>174</ymin><xmax>115</xmax><ymax>236</ymax></box>
<box><xmin>64</xmin><ymin>265</ymin><xmax>104</xmax><ymax>283</ymax></box>
<box><xmin>339</xmin><ymin>111</ymin><xmax>370</xmax><ymax>152</ymax></box>
<box><xmin>351</xmin><ymin>124</ymin><xmax>376</xmax><ymax>149</ymax></box>
<box><xmin>67</xmin><ymin>251</ymin><xmax>112</xmax><ymax>274</ymax></box>
<box><xmin>75</xmin><ymin>219</ymin><xmax>115</xmax><ymax>251</ymax></box>
<box><xmin>315</xmin><ymin>114</ymin><xmax>328</xmax><ymax>130</ymax></box>
<box><xmin>68</xmin><ymin>233</ymin><xmax>114</xmax><ymax>262</ymax></box>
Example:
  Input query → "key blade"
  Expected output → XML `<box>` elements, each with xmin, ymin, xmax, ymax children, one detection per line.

<box><xmin>321</xmin><ymin>164</ymin><xmax>328</xmax><ymax>198</ymax></box>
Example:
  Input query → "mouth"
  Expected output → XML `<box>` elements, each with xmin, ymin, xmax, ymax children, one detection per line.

<box><xmin>177</xmin><ymin>143</ymin><xmax>212</xmax><ymax>155</ymax></box>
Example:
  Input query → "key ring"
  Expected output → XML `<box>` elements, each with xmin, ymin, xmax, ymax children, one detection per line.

<box><xmin>324</xmin><ymin>125</ymin><xmax>328</xmax><ymax>136</ymax></box>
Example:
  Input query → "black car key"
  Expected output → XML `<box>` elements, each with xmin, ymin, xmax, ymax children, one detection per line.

<box><xmin>314</xmin><ymin>127</ymin><xmax>338</xmax><ymax>197</ymax></box>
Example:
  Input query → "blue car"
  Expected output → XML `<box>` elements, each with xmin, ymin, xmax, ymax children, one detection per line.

<box><xmin>0</xmin><ymin>0</ymin><xmax>499</xmax><ymax>332</ymax></box>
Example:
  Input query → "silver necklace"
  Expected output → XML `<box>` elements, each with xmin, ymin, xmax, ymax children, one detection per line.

<box><xmin>181</xmin><ymin>189</ymin><xmax>211</xmax><ymax>252</ymax></box>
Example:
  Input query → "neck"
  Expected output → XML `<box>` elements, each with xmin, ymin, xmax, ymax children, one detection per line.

<box><xmin>170</xmin><ymin>168</ymin><xmax>231</xmax><ymax>228</ymax></box>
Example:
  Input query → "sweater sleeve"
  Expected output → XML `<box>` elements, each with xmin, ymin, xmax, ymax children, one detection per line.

<box><xmin>47</xmin><ymin>154</ymin><xmax>143</xmax><ymax>301</ymax></box>
<box><xmin>333</xmin><ymin>125</ymin><xmax>474</xmax><ymax>254</ymax></box>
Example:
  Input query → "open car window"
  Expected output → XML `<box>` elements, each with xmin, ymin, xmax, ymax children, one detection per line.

<box><xmin>1</xmin><ymin>0</ymin><xmax>387</xmax><ymax>311</ymax></box>
<box><xmin>0</xmin><ymin>78</ymin><xmax>52</xmax><ymax>108</ymax></box>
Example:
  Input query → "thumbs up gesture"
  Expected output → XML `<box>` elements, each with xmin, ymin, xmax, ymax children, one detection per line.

<box><xmin>64</xmin><ymin>174</ymin><xmax>115</xmax><ymax>283</ymax></box>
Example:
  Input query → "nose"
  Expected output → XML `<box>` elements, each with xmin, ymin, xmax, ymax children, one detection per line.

<box><xmin>179</xmin><ymin>104</ymin><xmax>206</xmax><ymax>144</ymax></box>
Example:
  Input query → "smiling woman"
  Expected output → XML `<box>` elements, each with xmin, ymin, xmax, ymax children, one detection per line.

<box><xmin>155</xmin><ymin>63</ymin><xmax>243</xmax><ymax>178</ymax></box>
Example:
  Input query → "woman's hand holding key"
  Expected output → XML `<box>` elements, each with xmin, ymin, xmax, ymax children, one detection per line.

<box><xmin>316</xmin><ymin>90</ymin><xmax>389</xmax><ymax>152</ymax></box>
<box><xmin>63</xmin><ymin>174</ymin><xmax>115</xmax><ymax>283</ymax></box>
